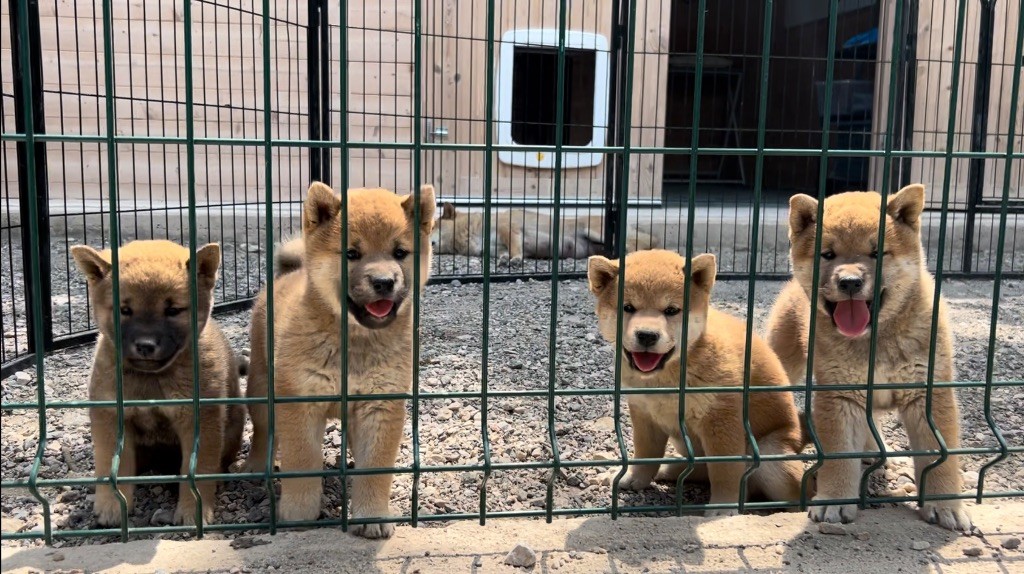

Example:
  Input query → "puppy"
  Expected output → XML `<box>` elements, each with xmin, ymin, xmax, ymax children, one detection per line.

<box><xmin>432</xmin><ymin>205</ymin><xmax>660</xmax><ymax>265</ymax></box>
<box><xmin>71</xmin><ymin>240</ymin><xmax>244</xmax><ymax>526</ymax></box>
<box><xmin>243</xmin><ymin>182</ymin><xmax>434</xmax><ymax>539</ymax></box>
<box><xmin>588</xmin><ymin>250</ymin><xmax>805</xmax><ymax>514</ymax></box>
<box><xmin>766</xmin><ymin>184</ymin><xmax>971</xmax><ymax>531</ymax></box>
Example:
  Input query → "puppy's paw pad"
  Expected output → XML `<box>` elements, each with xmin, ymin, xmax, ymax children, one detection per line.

<box><xmin>809</xmin><ymin>503</ymin><xmax>857</xmax><ymax>524</ymax></box>
<box><xmin>920</xmin><ymin>504</ymin><xmax>972</xmax><ymax>532</ymax></box>
<box><xmin>174</xmin><ymin>502</ymin><xmax>213</xmax><ymax>526</ymax></box>
<box><xmin>350</xmin><ymin>522</ymin><xmax>395</xmax><ymax>539</ymax></box>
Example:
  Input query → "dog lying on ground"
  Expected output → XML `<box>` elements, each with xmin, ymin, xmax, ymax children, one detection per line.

<box><xmin>243</xmin><ymin>182</ymin><xmax>435</xmax><ymax>538</ymax></box>
<box><xmin>72</xmin><ymin>240</ymin><xmax>245</xmax><ymax>526</ymax></box>
<box><xmin>588</xmin><ymin>250</ymin><xmax>806</xmax><ymax>513</ymax></box>
<box><xmin>766</xmin><ymin>184</ymin><xmax>971</xmax><ymax>531</ymax></box>
<box><xmin>432</xmin><ymin>204</ymin><xmax>660</xmax><ymax>265</ymax></box>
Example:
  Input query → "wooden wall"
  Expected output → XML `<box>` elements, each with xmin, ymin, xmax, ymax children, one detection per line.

<box><xmin>870</xmin><ymin>0</ymin><xmax>1022</xmax><ymax>205</ymax></box>
<box><xmin>1</xmin><ymin>0</ymin><xmax>314</xmax><ymax>208</ymax></box>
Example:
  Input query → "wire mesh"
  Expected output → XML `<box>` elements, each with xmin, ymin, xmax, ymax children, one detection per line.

<box><xmin>1</xmin><ymin>0</ymin><xmax>1022</xmax><ymax>546</ymax></box>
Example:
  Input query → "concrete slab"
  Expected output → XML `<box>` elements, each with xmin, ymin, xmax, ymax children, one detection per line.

<box><xmin>3</xmin><ymin>502</ymin><xmax>1021</xmax><ymax>573</ymax></box>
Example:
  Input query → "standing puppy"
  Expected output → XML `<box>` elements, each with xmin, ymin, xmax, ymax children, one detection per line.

<box><xmin>588</xmin><ymin>250</ymin><xmax>805</xmax><ymax>513</ymax></box>
<box><xmin>244</xmin><ymin>182</ymin><xmax>435</xmax><ymax>539</ymax></box>
<box><xmin>72</xmin><ymin>240</ymin><xmax>244</xmax><ymax>526</ymax></box>
<box><xmin>766</xmin><ymin>184</ymin><xmax>971</xmax><ymax>531</ymax></box>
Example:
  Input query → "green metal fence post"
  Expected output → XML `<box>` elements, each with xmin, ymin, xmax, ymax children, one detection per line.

<box><xmin>261</xmin><ymin>0</ymin><xmax>279</xmax><ymax>535</ymax></box>
<box><xmin>737</xmin><ymin>0</ymin><xmax>776</xmax><ymax>513</ymax></box>
<box><xmin>976</xmin><ymin>1</ymin><xmax>1024</xmax><ymax>500</ymax></box>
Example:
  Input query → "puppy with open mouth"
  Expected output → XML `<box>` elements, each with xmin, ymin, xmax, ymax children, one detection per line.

<box><xmin>588</xmin><ymin>250</ymin><xmax>806</xmax><ymax>514</ymax></box>
<box><xmin>766</xmin><ymin>184</ymin><xmax>971</xmax><ymax>531</ymax></box>
<box><xmin>243</xmin><ymin>182</ymin><xmax>435</xmax><ymax>539</ymax></box>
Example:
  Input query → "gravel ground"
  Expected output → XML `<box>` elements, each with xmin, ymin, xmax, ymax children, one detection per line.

<box><xmin>2</xmin><ymin>254</ymin><xmax>1022</xmax><ymax>549</ymax></box>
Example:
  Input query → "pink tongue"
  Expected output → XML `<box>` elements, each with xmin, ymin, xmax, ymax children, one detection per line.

<box><xmin>365</xmin><ymin>299</ymin><xmax>394</xmax><ymax>318</ymax></box>
<box><xmin>631</xmin><ymin>352</ymin><xmax>664</xmax><ymax>373</ymax></box>
<box><xmin>833</xmin><ymin>300</ymin><xmax>871</xmax><ymax>337</ymax></box>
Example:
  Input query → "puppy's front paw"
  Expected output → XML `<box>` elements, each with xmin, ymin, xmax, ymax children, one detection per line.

<box><xmin>173</xmin><ymin>498</ymin><xmax>214</xmax><ymax>526</ymax></box>
<box><xmin>618</xmin><ymin>470</ymin><xmax>654</xmax><ymax>491</ymax></box>
<box><xmin>509</xmin><ymin>256</ymin><xmax>523</xmax><ymax>267</ymax></box>
<box><xmin>350</xmin><ymin>522</ymin><xmax>396</xmax><ymax>539</ymax></box>
<box><xmin>279</xmin><ymin>490</ymin><xmax>323</xmax><ymax>523</ymax></box>
<box><xmin>497</xmin><ymin>254</ymin><xmax>510</xmax><ymax>267</ymax></box>
<box><xmin>809</xmin><ymin>499</ymin><xmax>857</xmax><ymax>524</ymax></box>
<box><xmin>94</xmin><ymin>490</ymin><xmax>129</xmax><ymax>527</ymax></box>
<box><xmin>920</xmin><ymin>502</ymin><xmax>972</xmax><ymax>532</ymax></box>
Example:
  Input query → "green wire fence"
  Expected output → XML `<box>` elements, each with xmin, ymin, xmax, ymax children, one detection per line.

<box><xmin>1</xmin><ymin>0</ymin><xmax>1023</xmax><ymax>545</ymax></box>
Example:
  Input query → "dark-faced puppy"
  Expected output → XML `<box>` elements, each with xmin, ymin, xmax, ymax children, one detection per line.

<box><xmin>766</xmin><ymin>184</ymin><xmax>971</xmax><ymax>531</ymax></box>
<box><xmin>244</xmin><ymin>182</ymin><xmax>434</xmax><ymax>539</ymax></box>
<box><xmin>71</xmin><ymin>240</ymin><xmax>244</xmax><ymax>526</ymax></box>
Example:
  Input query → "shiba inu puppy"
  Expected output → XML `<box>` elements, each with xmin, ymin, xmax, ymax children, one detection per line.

<box><xmin>432</xmin><ymin>205</ymin><xmax>659</xmax><ymax>265</ymax></box>
<box><xmin>766</xmin><ymin>184</ymin><xmax>971</xmax><ymax>531</ymax></box>
<box><xmin>588</xmin><ymin>250</ymin><xmax>805</xmax><ymax>514</ymax></box>
<box><xmin>72</xmin><ymin>240</ymin><xmax>244</xmax><ymax>526</ymax></box>
<box><xmin>243</xmin><ymin>182</ymin><xmax>434</xmax><ymax>539</ymax></box>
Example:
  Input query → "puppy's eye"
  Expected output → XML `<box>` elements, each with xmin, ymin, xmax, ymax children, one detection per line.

<box><xmin>820</xmin><ymin>250</ymin><xmax>836</xmax><ymax>260</ymax></box>
<box><xmin>165</xmin><ymin>307</ymin><xmax>185</xmax><ymax>317</ymax></box>
<box><xmin>393</xmin><ymin>247</ymin><xmax>409</xmax><ymax>260</ymax></box>
<box><xmin>663</xmin><ymin>306</ymin><xmax>681</xmax><ymax>317</ymax></box>
<box><xmin>869</xmin><ymin>250</ymin><xmax>889</xmax><ymax>259</ymax></box>
<box><xmin>623</xmin><ymin>304</ymin><xmax>636</xmax><ymax>314</ymax></box>
<box><xmin>346</xmin><ymin>248</ymin><xmax>361</xmax><ymax>261</ymax></box>
<box><xmin>119</xmin><ymin>305</ymin><xmax>132</xmax><ymax>316</ymax></box>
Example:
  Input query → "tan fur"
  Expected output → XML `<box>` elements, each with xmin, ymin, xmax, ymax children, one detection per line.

<box><xmin>765</xmin><ymin>184</ymin><xmax>971</xmax><ymax>531</ymax></box>
<box><xmin>432</xmin><ymin>205</ymin><xmax>660</xmax><ymax>265</ymax></box>
<box><xmin>588</xmin><ymin>250</ymin><xmax>806</xmax><ymax>514</ymax></box>
<box><xmin>71</xmin><ymin>240</ymin><xmax>244</xmax><ymax>527</ymax></box>
<box><xmin>244</xmin><ymin>182</ymin><xmax>435</xmax><ymax>539</ymax></box>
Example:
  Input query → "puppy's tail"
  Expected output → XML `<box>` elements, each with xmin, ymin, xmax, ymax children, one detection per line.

<box><xmin>798</xmin><ymin>409</ymin><xmax>813</xmax><ymax>449</ymax></box>
<box><xmin>274</xmin><ymin>235</ymin><xmax>305</xmax><ymax>277</ymax></box>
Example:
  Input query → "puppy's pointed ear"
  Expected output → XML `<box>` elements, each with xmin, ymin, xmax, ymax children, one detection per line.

<box><xmin>303</xmin><ymin>181</ymin><xmax>341</xmax><ymax>234</ymax></box>
<box><xmin>190</xmin><ymin>243</ymin><xmax>222</xmax><ymax>288</ymax></box>
<box><xmin>588</xmin><ymin>255</ymin><xmax>620</xmax><ymax>295</ymax></box>
<box><xmin>688</xmin><ymin>253</ymin><xmax>717</xmax><ymax>291</ymax></box>
<box><xmin>789</xmin><ymin>194</ymin><xmax>818</xmax><ymax>238</ymax></box>
<box><xmin>887</xmin><ymin>183</ymin><xmax>925</xmax><ymax>231</ymax></box>
<box><xmin>440</xmin><ymin>202</ymin><xmax>457</xmax><ymax>220</ymax></box>
<box><xmin>402</xmin><ymin>184</ymin><xmax>436</xmax><ymax>235</ymax></box>
<box><xmin>70</xmin><ymin>245</ymin><xmax>111</xmax><ymax>282</ymax></box>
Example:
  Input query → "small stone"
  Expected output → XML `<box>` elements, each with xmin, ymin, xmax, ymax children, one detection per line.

<box><xmin>436</xmin><ymin>409</ymin><xmax>452</xmax><ymax>421</ymax></box>
<box><xmin>231</xmin><ymin>536</ymin><xmax>271</xmax><ymax>550</ymax></box>
<box><xmin>962</xmin><ymin>546</ymin><xmax>983</xmax><ymax>557</ymax></box>
<box><xmin>1002</xmin><ymin>537</ymin><xmax>1021</xmax><ymax>550</ymax></box>
<box><xmin>591</xmin><ymin>546</ymin><xmax>607</xmax><ymax>555</ymax></box>
<box><xmin>854</xmin><ymin>532</ymin><xmax>870</xmax><ymax>541</ymax></box>
<box><xmin>593</xmin><ymin>417</ymin><xmax>615</xmax><ymax>431</ymax></box>
<box><xmin>591</xmin><ymin>452</ymin><xmax>616</xmax><ymax>461</ymax></box>
<box><xmin>150</xmin><ymin>509</ymin><xmax>175</xmax><ymax>526</ymax></box>
<box><xmin>910</xmin><ymin>541</ymin><xmax>931</xmax><ymax>551</ymax></box>
<box><xmin>230</xmin><ymin>568</ymin><xmax>241</xmax><ymax>574</ymax></box>
<box><xmin>14</xmin><ymin>371</ymin><xmax>32</xmax><ymax>382</ymax></box>
<box><xmin>818</xmin><ymin>522</ymin><xmax>847</xmax><ymax>535</ymax></box>
<box><xmin>504</xmin><ymin>543</ymin><xmax>537</xmax><ymax>568</ymax></box>
<box><xmin>451</xmin><ymin>279</ymin><xmax>462</xmax><ymax>287</ymax></box>
<box><xmin>774</xmin><ymin>544</ymin><xmax>786</xmax><ymax>555</ymax></box>
<box><xmin>963</xmin><ymin>470</ymin><xmax>979</xmax><ymax>489</ymax></box>
<box><xmin>51</xmin><ymin>552</ymin><xmax>65</xmax><ymax>562</ymax></box>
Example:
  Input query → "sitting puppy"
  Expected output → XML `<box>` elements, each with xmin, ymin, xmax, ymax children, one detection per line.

<box><xmin>766</xmin><ymin>184</ymin><xmax>971</xmax><ymax>531</ymax></box>
<box><xmin>588</xmin><ymin>250</ymin><xmax>805</xmax><ymax>514</ymax></box>
<box><xmin>72</xmin><ymin>240</ymin><xmax>244</xmax><ymax>526</ymax></box>
<box><xmin>243</xmin><ymin>182</ymin><xmax>435</xmax><ymax>539</ymax></box>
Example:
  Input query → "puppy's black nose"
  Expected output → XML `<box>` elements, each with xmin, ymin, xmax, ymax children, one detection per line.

<box><xmin>371</xmin><ymin>277</ymin><xmax>395</xmax><ymax>295</ymax></box>
<box><xmin>635</xmin><ymin>330</ymin><xmax>660</xmax><ymax>348</ymax></box>
<box><xmin>838</xmin><ymin>276</ymin><xmax>864</xmax><ymax>295</ymax></box>
<box><xmin>134</xmin><ymin>338</ymin><xmax>158</xmax><ymax>358</ymax></box>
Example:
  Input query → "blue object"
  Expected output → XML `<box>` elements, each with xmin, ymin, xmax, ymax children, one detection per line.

<box><xmin>842</xmin><ymin>28</ymin><xmax>878</xmax><ymax>50</ymax></box>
